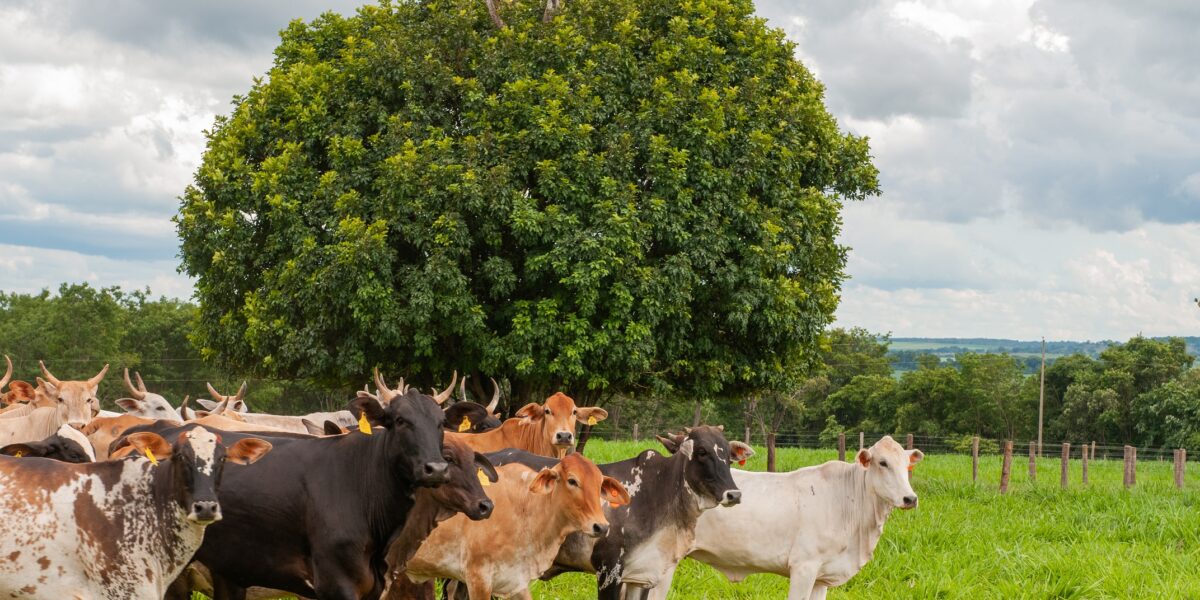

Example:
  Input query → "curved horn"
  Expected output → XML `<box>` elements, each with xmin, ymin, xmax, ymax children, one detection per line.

<box><xmin>134</xmin><ymin>371</ymin><xmax>148</xmax><ymax>393</ymax></box>
<box><xmin>0</xmin><ymin>355</ymin><xmax>11</xmax><ymax>390</ymax></box>
<box><xmin>373</xmin><ymin>367</ymin><xmax>397</xmax><ymax>402</ymax></box>
<box><xmin>459</xmin><ymin>375</ymin><xmax>470</xmax><ymax>403</ymax></box>
<box><xmin>39</xmin><ymin>360</ymin><xmax>62</xmax><ymax>387</ymax></box>
<box><xmin>397</xmin><ymin>377</ymin><xmax>408</xmax><ymax>394</ymax></box>
<box><xmin>431</xmin><ymin>371</ymin><xmax>457</xmax><ymax>405</ymax></box>
<box><xmin>87</xmin><ymin>363</ymin><xmax>110</xmax><ymax>388</ymax></box>
<box><xmin>206</xmin><ymin>382</ymin><xmax>224</xmax><ymax>400</ymax></box>
<box><xmin>123</xmin><ymin>368</ymin><xmax>146</xmax><ymax>400</ymax></box>
<box><xmin>486</xmin><ymin>377</ymin><xmax>501</xmax><ymax>415</ymax></box>
<box><xmin>235</xmin><ymin>381</ymin><xmax>248</xmax><ymax>401</ymax></box>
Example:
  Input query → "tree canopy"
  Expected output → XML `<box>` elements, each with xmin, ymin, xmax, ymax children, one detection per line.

<box><xmin>177</xmin><ymin>0</ymin><xmax>878</xmax><ymax>401</ymax></box>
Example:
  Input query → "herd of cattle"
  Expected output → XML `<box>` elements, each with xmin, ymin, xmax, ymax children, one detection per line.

<box><xmin>0</xmin><ymin>357</ymin><xmax>924</xmax><ymax>600</ymax></box>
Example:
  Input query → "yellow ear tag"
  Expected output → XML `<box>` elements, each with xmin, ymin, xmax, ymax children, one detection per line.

<box><xmin>458</xmin><ymin>416</ymin><xmax>472</xmax><ymax>433</ymax></box>
<box><xmin>587</xmin><ymin>416</ymin><xmax>598</xmax><ymax>426</ymax></box>
<box><xmin>13</xmin><ymin>451</ymin><xmax>23</xmax><ymax>458</ymax></box>
<box><xmin>144</xmin><ymin>449</ymin><xmax>158</xmax><ymax>465</ymax></box>
<box><xmin>477</xmin><ymin>468</ymin><xmax>491</xmax><ymax>487</ymax></box>
<box><xmin>358</xmin><ymin>413</ymin><xmax>373</xmax><ymax>435</ymax></box>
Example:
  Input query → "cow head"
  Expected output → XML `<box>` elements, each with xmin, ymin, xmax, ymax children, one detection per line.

<box><xmin>528</xmin><ymin>452</ymin><xmax>629</xmax><ymax>538</ymax></box>
<box><xmin>444</xmin><ymin>375</ymin><xmax>503</xmax><ymax>433</ymax></box>
<box><xmin>657</xmin><ymin>425</ymin><xmax>752</xmax><ymax>509</ymax></box>
<box><xmin>857</xmin><ymin>435</ymin><xmax>923</xmax><ymax>510</ymax></box>
<box><xmin>124</xmin><ymin>426</ymin><xmax>272</xmax><ymax>524</ymax></box>
<box><xmin>199</xmin><ymin>381</ymin><xmax>249</xmax><ymax>413</ymax></box>
<box><xmin>115</xmin><ymin>368</ymin><xmax>183</xmax><ymax>423</ymax></box>
<box><xmin>35</xmin><ymin>361</ymin><xmax>107</xmax><ymax>429</ymax></box>
<box><xmin>425</xmin><ymin>437</ymin><xmax>497</xmax><ymax>521</ymax></box>
<box><xmin>515</xmin><ymin>392</ymin><xmax>607</xmax><ymax>457</ymax></box>
<box><xmin>352</xmin><ymin>385</ymin><xmax>450</xmax><ymax>486</ymax></box>
<box><xmin>0</xmin><ymin>424</ymin><xmax>96</xmax><ymax>463</ymax></box>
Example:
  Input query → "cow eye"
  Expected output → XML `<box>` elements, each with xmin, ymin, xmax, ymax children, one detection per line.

<box><xmin>544</xmin><ymin>409</ymin><xmax>552</xmax><ymax>415</ymax></box>
<box><xmin>879</xmin><ymin>460</ymin><xmax>889</xmax><ymax>468</ymax></box>
<box><xmin>696</xmin><ymin>448</ymin><xmax>707</xmax><ymax>457</ymax></box>
<box><xmin>568</xmin><ymin>478</ymin><xmax>579</xmax><ymax>488</ymax></box>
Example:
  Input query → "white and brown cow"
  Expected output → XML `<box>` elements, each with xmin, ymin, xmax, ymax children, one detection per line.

<box><xmin>652</xmin><ymin>435</ymin><xmax>923</xmax><ymax>600</ymax></box>
<box><xmin>0</xmin><ymin>426</ymin><xmax>271</xmax><ymax>599</ymax></box>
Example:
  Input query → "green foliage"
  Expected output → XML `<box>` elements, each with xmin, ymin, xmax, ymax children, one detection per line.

<box><xmin>177</xmin><ymin>0</ymin><xmax>878</xmax><ymax>400</ymax></box>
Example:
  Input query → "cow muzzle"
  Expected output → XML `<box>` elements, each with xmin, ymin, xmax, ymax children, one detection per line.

<box><xmin>188</xmin><ymin>500</ymin><xmax>222</xmax><ymax>524</ymax></box>
<box><xmin>469</xmin><ymin>499</ymin><xmax>494</xmax><ymax>521</ymax></box>
<box><xmin>554</xmin><ymin>431</ymin><xmax>574</xmax><ymax>446</ymax></box>
<box><xmin>417</xmin><ymin>461</ymin><xmax>450</xmax><ymax>485</ymax></box>
<box><xmin>720</xmin><ymin>490</ymin><xmax>742</xmax><ymax>507</ymax></box>
<box><xmin>587</xmin><ymin>522</ymin><xmax>610</xmax><ymax>538</ymax></box>
<box><xmin>901</xmin><ymin>495</ymin><xmax>918</xmax><ymax>510</ymax></box>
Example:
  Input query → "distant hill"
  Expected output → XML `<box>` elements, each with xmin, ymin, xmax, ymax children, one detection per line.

<box><xmin>887</xmin><ymin>336</ymin><xmax>1200</xmax><ymax>374</ymax></box>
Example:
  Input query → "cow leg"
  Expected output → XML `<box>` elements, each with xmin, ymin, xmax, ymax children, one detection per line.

<box><xmin>808</xmin><ymin>584</ymin><xmax>829</xmax><ymax>600</ymax></box>
<box><xmin>786</xmin><ymin>566</ymin><xmax>819</xmax><ymax>600</ymax></box>
<box><xmin>509</xmin><ymin>589</ymin><xmax>533</xmax><ymax>600</ymax></box>
<box><xmin>311</xmin><ymin>540</ymin><xmax>375</xmax><ymax>600</ymax></box>
<box><xmin>622</xmin><ymin>583</ymin><xmax>652</xmax><ymax>600</ymax></box>
<box><xmin>464</xmin><ymin>573</ymin><xmax>493</xmax><ymax>600</ymax></box>
<box><xmin>644</xmin><ymin>564</ymin><xmax>678</xmax><ymax>600</ymax></box>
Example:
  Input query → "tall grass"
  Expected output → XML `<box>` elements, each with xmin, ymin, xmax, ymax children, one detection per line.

<box><xmin>533</xmin><ymin>440</ymin><xmax>1200</xmax><ymax>599</ymax></box>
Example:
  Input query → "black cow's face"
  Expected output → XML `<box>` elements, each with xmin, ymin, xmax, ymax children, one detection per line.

<box><xmin>443</xmin><ymin>402</ymin><xmax>502</xmax><ymax>433</ymax></box>
<box><xmin>658</xmin><ymin>426</ymin><xmax>753</xmax><ymax>510</ymax></box>
<box><xmin>124</xmin><ymin>427</ymin><xmax>272</xmax><ymax>524</ymax></box>
<box><xmin>353</xmin><ymin>389</ymin><xmax>449</xmax><ymax>486</ymax></box>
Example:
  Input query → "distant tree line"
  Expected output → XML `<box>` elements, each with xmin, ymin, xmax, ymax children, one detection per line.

<box><xmin>3</xmin><ymin>285</ymin><xmax>1198</xmax><ymax>450</ymax></box>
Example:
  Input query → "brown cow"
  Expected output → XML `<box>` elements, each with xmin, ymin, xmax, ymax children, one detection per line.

<box><xmin>82</xmin><ymin>414</ymin><xmax>156</xmax><ymax>460</ymax></box>
<box><xmin>35</xmin><ymin>360</ymin><xmax>109</xmax><ymax>428</ymax></box>
<box><xmin>404</xmin><ymin>453</ymin><xmax>629</xmax><ymax>600</ymax></box>
<box><xmin>447</xmin><ymin>392</ymin><xmax>607</xmax><ymax>458</ymax></box>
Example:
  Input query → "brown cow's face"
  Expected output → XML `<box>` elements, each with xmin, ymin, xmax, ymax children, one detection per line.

<box><xmin>516</xmin><ymin>393</ymin><xmax>608</xmax><ymax>456</ymax></box>
<box><xmin>858</xmin><ymin>436</ymin><xmax>922</xmax><ymax>510</ymax></box>
<box><xmin>529</xmin><ymin>453</ymin><xmax>628</xmax><ymax>538</ymax></box>
<box><xmin>427</xmin><ymin>438</ymin><xmax>496</xmax><ymax>521</ymax></box>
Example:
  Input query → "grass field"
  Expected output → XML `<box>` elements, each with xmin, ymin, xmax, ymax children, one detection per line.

<box><xmin>197</xmin><ymin>440</ymin><xmax>1200</xmax><ymax>599</ymax></box>
<box><xmin>533</xmin><ymin>440</ymin><xmax>1200</xmax><ymax>599</ymax></box>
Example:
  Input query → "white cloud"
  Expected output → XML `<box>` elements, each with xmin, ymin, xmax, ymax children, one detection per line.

<box><xmin>0</xmin><ymin>243</ymin><xmax>193</xmax><ymax>299</ymax></box>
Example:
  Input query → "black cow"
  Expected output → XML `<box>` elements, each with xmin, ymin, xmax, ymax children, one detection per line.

<box><xmin>0</xmin><ymin>426</ymin><xmax>95</xmax><ymax>463</ymax></box>
<box><xmin>488</xmin><ymin>425</ymin><xmax>753</xmax><ymax>600</ymax></box>
<box><xmin>443</xmin><ymin>376</ymin><xmax>502</xmax><ymax>434</ymax></box>
<box><xmin>149</xmin><ymin>389</ymin><xmax>449</xmax><ymax>600</ymax></box>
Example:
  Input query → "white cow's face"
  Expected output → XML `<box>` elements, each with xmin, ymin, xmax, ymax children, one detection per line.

<box><xmin>116</xmin><ymin>393</ymin><xmax>184</xmax><ymax>423</ymax></box>
<box><xmin>857</xmin><ymin>436</ymin><xmax>923</xmax><ymax>509</ymax></box>
<box><xmin>37</xmin><ymin>379</ymin><xmax>101</xmax><ymax>429</ymax></box>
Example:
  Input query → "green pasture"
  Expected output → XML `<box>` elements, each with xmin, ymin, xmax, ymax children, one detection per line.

<box><xmin>197</xmin><ymin>440</ymin><xmax>1200</xmax><ymax>599</ymax></box>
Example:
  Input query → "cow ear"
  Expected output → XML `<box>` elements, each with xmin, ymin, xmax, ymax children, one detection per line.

<box><xmin>474</xmin><ymin>452</ymin><xmax>500</xmax><ymax>484</ymax></box>
<box><xmin>301</xmin><ymin>419</ymin><xmax>324</xmax><ymax>435</ymax></box>
<box><xmin>351</xmin><ymin>393</ymin><xmax>390</xmax><ymax>428</ymax></box>
<box><xmin>196</xmin><ymin>399</ymin><xmax>220</xmax><ymax>411</ymax></box>
<box><xmin>601</xmin><ymin>476</ymin><xmax>631</xmax><ymax>507</ymax></box>
<box><xmin>656</xmin><ymin>434</ymin><xmax>681</xmax><ymax>454</ymax></box>
<box><xmin>324</xmin><ymin>420</ymin><xmax>348</xmax><ymax>435</ymax></box>
<box><xmin>515</xmin><ymin>403</ymin><xmax>545</xmax><ymax>420</ymax></box>
<box><xmin>856</xmin><ymin>448</ymin><xmax>872</xmax><ymax>468</ymax></box>
<box><xmin>37</xmin><ymin>377</ymin><xmax>57</xmax><ymax>397</ymax></box>
<box><xmin>125</xmin><ymin>433</ymin><xmax>173</xmax><ymax>461</ymax></box>
<box><xmin>0</xmin><ymin>442</ymin><xmax>42</xmax><ymax>457</ymax></box>
<box><xmin>225</xmin><ymin>438</ymin><xmax>273</xmax><ymax>465</ymax></box>
<box><xmin>908</xmin><ymin>449</ymin><xmax>924</xmax><ymax>464</ymax></box>
<box><xmin>528</xmin><ymin>468</ymin><xmax>559</xmax><ymax>494</ymax></box>
<box><xmin>574</xmin><ymin>407</ymin><xmax>608</xmax><ymax>424</ymax></box>
<box><xmin>115</xmin><ymin>398</ymin><xmax>142</xmax><ymax>412</ymax></box>
<box><xmin>729</xmin><ymin>441</ymin><xmax>755</xmax><ymax>462</ymax></box>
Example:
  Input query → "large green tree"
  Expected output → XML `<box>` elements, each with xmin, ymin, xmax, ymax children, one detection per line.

<box><xmin>177</xmin><ymin>0</ymin><xmax>878</xmax><ymax>401</ymax></box>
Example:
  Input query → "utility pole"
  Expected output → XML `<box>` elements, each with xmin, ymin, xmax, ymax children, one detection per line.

<box><xmin>1038</xmin><ymin>337</ymin><xmax>1046</xmax><ymax>458</ymax></box>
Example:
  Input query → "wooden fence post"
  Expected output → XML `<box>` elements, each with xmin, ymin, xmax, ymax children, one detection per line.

<box><xmin>1091</xmin><ymin>441</ymin><xmax>1096</xmax><ymax>461</ymax></box>
<box><xmin>906</xmin><ymin>433</ymin><xmax>914</xmax><ymax>450</ymax></box>
<box><xmin>632</xmin><ymin>423</ymin><xmax>639</xmax><ymax>442</ymax></box>
<box><xmin>1028</xmin><ymin>441</ymin><xmax>1037</xmax><ymax>482</ymax></box>
<box><xmin>1174</xmin><ymin>449</ymin><xmax>1185</xmax><ymax>489</ymax></box>
<box><xmin>1000</xmin><ymin>440</ymin><xmax>1013</xmax><ymax>494</ymax></box>
<box><xmin>744</xmin><ymin>427</ymin><xmax>751</xmax><ymax>446</ymax></box>
<box><xmin>1131</xmin><ymin>447</ymin><xmax>1137</xmax><ymax>486</ymax></box>
<box><xmin>971</xmin><ymin>436</ymin><xmax>980</xmax><ymax>483</ymax></box>
<box><xmin>1081</xmin><ymin>442</ymin><xmax>1089</xmax><ymax>485</ymax></box>
<box><xmin>859</xmin><ymin>431</ymin><xmax>865</xmax><ymax>450</ymax></box>
<box><xmin>838</xmin><ymin>433</ymin><xmax>846</xmax><ymax>462</ymax></box>
<box><xmin>767</xmin><ymin>433</ymin><xmax>777</xmax><ymax>472</ymax></box>
<box><xmin>1123</xmin><ymin>445</ymin><xmax>1133</xmax><ymax>489</ymax></box>
<box><xmin>1060</xmin><ymin>442</ymin><xmax>1070</xmax><ymax>489</ymax></box>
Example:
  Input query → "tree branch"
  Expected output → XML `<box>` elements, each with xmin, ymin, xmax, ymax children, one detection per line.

<box><xmin>485</xmin><ymin>0</ymin><xmax>506</xmax><ymax>28</ymax></box>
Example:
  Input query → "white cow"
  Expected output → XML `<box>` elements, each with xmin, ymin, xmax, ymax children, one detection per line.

<box><xmin>115</xmin><ymin>368</ymin><xmax>185</xmax><ymax>423</ymax></box>
<box><xmin>197</xmin><ymin>382</ymin><xmax>356</xmax><ymax>434</ymax></box>
<box><xmin>652</xmin><ymin>436</ymin><xmax>923</xmax><ymax>600</ymax></box>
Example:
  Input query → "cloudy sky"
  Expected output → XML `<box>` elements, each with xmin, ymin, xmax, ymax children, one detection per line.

<box><xmin>1</xmin><ymin>0</ymin><xmax>1197</xmax><ymax>341</ymax></box>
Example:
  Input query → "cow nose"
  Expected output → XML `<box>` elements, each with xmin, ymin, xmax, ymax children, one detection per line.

<box><xmin>555</xmin><ymin>432</ymin><xmax>574</xmax><ymax>445</ymax></box>
<box><xmin>721</xmin><ymin>490</ymin><xmax>742</xmax><ymax>506</ymax></box>
<box><xmin>189</xmin><ymin>501</ymin><xmax>221</xmax><ymax>523</ymax></box>
<box><xmin>69</xmin><ymin>422</ymin><xmax>86</xmax><ymax>431</ymax></box>
<box><xmin>420</xmin><ymin>461</ymin><xmax>450</xmax><ymax>484</ymax></box>
<box><xmin>476</xmin><ymin>500</ymin><xmax>494</xmax><ymax>519</ymax></box>
<box><xmin>902</xmin><ymin>495</ymin><xmax>918</xmax><ymax>509</ymax></box>
<box><xmin>590</xmin><ymin>522</ymin><xmax>609</xmax><ymax>537</ymax></box>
